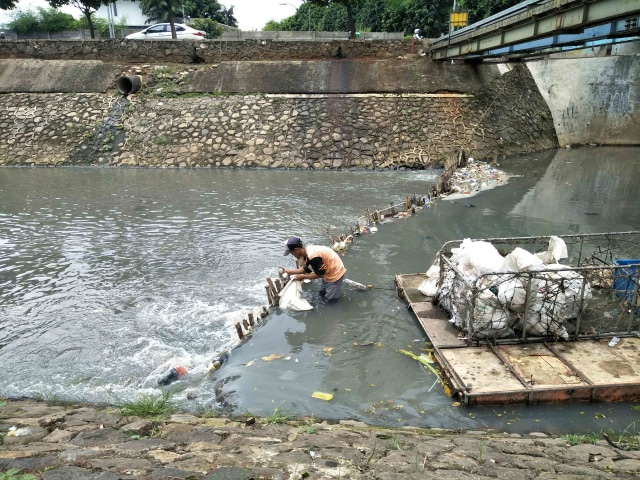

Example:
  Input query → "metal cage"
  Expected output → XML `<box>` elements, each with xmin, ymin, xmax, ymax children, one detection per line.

<box><xmin>435</xmin><ymin>231</ymin><xmax>640</xmax><ymax>344</ymax></box>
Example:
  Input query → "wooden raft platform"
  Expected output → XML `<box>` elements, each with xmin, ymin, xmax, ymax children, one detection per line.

<box><xmin>395</xmin><ymin>273</ymin><xmax>640</xmax><ymax>406</ymax></box>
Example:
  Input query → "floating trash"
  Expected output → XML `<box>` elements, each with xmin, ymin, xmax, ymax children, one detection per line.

<box><xmin>311</xmin><ymin>391</ymin><xmax>334</xmax><ymax>401</ymax></box>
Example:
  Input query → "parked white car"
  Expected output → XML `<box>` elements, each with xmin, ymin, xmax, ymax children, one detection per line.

<box><xmin>126</xmin><ymin>23</ymin><xmax>206</xmax><ymax>40</ymax></box>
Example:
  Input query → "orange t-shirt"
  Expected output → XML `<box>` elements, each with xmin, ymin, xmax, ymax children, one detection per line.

<box><xmin>305</xmin><ymin>246</ymin><xmax>347</xmax><ymax>282</ymax></box>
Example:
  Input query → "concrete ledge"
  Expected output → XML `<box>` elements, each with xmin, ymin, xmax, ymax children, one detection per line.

<box><xmin>0</xmin><ymin>59</ymin><xmax>121</xmax><ymax>93</ymax></box>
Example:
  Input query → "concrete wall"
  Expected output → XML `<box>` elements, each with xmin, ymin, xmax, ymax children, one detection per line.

<box><xmin>217</xmin><ymin>31</ymin><xmax>405</xmax><ymax>41</ymax></box>
<box><xmin>527</xmin><ymin>54</ymin><xmax>639</xmax><ymax>146</ymax></box>
<box><xmin>0</xmin><ymin>57</ymin><xmax>501</xmax><ymax>95</ymax></box>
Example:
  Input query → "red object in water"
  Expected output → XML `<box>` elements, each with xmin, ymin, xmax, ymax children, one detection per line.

<box><xmin>175</xmin><ymin>365</ymin><xmax>188</xmax><ymax>377</ymax></box>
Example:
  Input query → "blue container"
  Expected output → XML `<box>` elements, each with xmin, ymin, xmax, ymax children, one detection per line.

<box><xmin>613</xmin><ymin>259</ymin><xmax>640</xmax><ymax>313</ymax></box>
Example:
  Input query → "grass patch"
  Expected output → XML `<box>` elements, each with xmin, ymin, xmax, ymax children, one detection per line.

<box><xmin>564</xmin><ymin>422</ymin><xmax>640</xmax><ymax>450</ymax></box>
<box><xmin>154</xmin><ymin>133</ymin><xmax>173</xmax><ymax>145</ymax></box>
<box><xmin>604</xmin><ymin>420</ymin><xmax>640</xmax><ymax>450</ymax></box>
<box><xmin>196</xmin><ymin>406</ymin><xmax>221</xmax><ymax>418</ymax></box>
<box><xmin>265</xmin><ymin>407</ymin><xmax>292</xmax><ymax>425</ymax></box>
<box><xmin>477</xmin><ymin>440</ymin><xmax>487</xmax><ymax>463</ymax></box>
<box><xmin>300</xmin><ymin>417</ymin><xmax>318</xmax><ymax>434</ymax></box>
<box><xmin>117</xmin><ymin>392</ymin><xmax>175</xmax><ymax>418</ymax></box>
<box><xmin>562</xmin><ymin>433</ymin><xmax>600</xmax><ymax>446</ymax></box>
<box><xmin>0</xmin><ymin>469</ymin><xmax>37</xmax><ymax>480</ymax></box>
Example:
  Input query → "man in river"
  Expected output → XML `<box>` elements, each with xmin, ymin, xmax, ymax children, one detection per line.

<box><xmin>282</xmin><ymin>236</ymin><xmax>347</xmax><ymax>302</ymax></box>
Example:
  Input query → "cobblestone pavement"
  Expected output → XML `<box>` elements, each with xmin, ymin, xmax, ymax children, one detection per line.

<box><xmin>1</xmin><ymin>399</ymin><xmax>639</xmax><ymax>479</ymax></box>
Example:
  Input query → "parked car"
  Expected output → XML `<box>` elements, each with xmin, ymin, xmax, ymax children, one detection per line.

<box><xmin>125</xmin><ymin>23</ymin><xmax>206</xmax><ymax>40</ymax></box>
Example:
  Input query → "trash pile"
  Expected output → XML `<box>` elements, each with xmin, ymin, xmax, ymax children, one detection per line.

<box><xmin>446</xmin><ymin>157</ymin><xmax>507</xmax><ymax>197</ymax></box>
<box><xmin>423</xmin><ymin>236</ymin><xmax>593</xmax><ymax>340</ymax></box>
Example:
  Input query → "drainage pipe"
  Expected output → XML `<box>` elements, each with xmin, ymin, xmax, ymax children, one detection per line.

<box><xmin>116</xmin><ymin>75</ymin><xmax>142</xmax><ymax>95</ymax></box>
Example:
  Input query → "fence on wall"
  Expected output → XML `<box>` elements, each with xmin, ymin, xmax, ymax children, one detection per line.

<box><xmin>0</xmin><ymin>29</ymin><xmax>405</xmax><ymax>42</ymax></box>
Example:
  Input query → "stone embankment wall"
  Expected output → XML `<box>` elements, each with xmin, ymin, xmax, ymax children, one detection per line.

<box><xmin>0</xmin><ymin>38</ymin><xmax>411</xmax><ymax>63</ymax></box>
<box><xmin>0</xmin><ymin>65</ymin><xmax>557</xmax><ymax>168</ymax></box>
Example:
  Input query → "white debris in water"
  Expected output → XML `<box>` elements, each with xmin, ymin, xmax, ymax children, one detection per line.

<box><xmin>445</xmin><ymin>157</ymin><xmax>508</xmax><ymax>199</ymax></box>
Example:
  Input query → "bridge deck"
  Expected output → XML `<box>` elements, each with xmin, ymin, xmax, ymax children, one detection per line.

<box><xmin>430</xmin><ymin>0</ymin><xmax>640</xmax><ymax>60</ymax></box>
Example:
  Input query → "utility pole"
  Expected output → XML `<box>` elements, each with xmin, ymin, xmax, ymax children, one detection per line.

<box><xmin>106</xmin><ymin>1</ymin><xmax>115</xmax><ymax>38</ymax></box>
<box><xmin>450</xmin><ymin>0</ymin><xmax>457</xmax><ymax>34</ymax></box>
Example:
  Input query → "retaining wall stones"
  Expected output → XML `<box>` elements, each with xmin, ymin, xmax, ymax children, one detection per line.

<box><xmin>0</xmin><ymin>65</ymin><xmax>557</xmax><ymax>168</ymax></box>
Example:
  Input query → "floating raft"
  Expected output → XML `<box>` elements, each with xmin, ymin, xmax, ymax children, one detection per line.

<box><xmin>395</xmin><ymin>273</ymin><xmax>640</xmax><ymax>406</ymax></box>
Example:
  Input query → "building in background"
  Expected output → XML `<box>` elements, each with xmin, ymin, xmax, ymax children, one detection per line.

<box><xmin>95</xmin><ymin>0</ymin><xmax>148</xmax><ymax>27</ymax></box>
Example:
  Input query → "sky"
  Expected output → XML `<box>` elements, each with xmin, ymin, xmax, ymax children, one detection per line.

<box><xmin>0</xmin><ymin>0</ymin><xmax>304</xmax><ymax>31</ymax></box>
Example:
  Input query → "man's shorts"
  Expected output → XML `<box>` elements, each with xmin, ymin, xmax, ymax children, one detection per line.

<box><xmin>320</xmin><ymin>275</ymin><xmax>345</xmax><ymax>302</ymax></box>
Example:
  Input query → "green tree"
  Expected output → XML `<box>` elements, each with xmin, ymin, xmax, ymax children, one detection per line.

<box><xmin>457</xmin><ymin>0</ymin><xmax>522</xmax><ymax>24</ymax></box>
<box><xmin>263</xmin><ymin>19</ymin><xmax>281</xmax><ymax>31</ymax></box>
<box><xmin>139</xmin><ymin>0</ymin><xmax>180</xmax><ymax>37</ymax></box>
<box><xmin>6</xmin><ymin>10</ymin><xmax>40</xmax><ymax>33</ymax></box>
<box><xmin>75</xmin><ymin>12</ymin><xmax>127</xmax><ymax>37</ymax></box>
<box><xmin>0</xmin><ymin>0</ymin><xmax>18</xmax><ymax>10</ymax></box>
<box><xmin>354</xmin><ymin>0</ymin><xmax>385</xmax><ymax>32</ymax></box>
<box><xmin>47</xmin><ymin>0</ymin><xmax>109</xmax><ymax>39</ymax></box>
<box><xmin>269</xmin><ymin>0</ymin><xmax>505</xmax><ymax>37</ymax></box>
<box><xmin>180</xmin><ymin>0</ymin><xmax>237</xmax><ymax>26</ymax></box>
<box><xmin>189</xmin><ymin>17</ymin><xmax>223</xmax><ymax>37</ymax></box>
<box><xmin>39</xmin><ymin>6</ymin><xmax>76</xmax><ymax>30</ymax></box>
<box><xmin>7</xmin><ymin>7</ymin><xmax>76</xmax><ymax>34</ymax></box>
<box><xmin>308</xmin><ymin>0</ymin><xmax>364</xmax><ymax>38</ymax></box>
<box><xmin>407</xmin><ymin>0</ymin><xmax>451</xmax><ymax>38</ymax></box>
<box><xmin>214</xmin><ymin>5</ymin><xmax>236</xmax><ymax>26</ymax></box>
<box><xmin>275</xmin><ymin>3</ymin><xmax>319</xmax><ymax>32</ymax></box>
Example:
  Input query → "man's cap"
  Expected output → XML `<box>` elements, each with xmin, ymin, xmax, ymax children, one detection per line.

<box><xmin>284</xmin><ymin>236</ymin><xmax>304</xmax><ymax>256</ymax></box>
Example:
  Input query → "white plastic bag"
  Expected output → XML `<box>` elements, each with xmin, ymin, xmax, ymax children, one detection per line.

<box><xmin>497</xmin><ymin>276</ymin><xmax>527</xmax><ymax>313</ymax></box>
<box><xmin>418</xmin><ymin>264</ymin><xmax>440</xmax><ymax>297</ymax></box>
<box><xmin>470</xmin><ymin>289</ymin><xmax>512</xmax><ymax>338</ymax></box>
<box><xmin>278</xmin><ymin>278</ymin><xmax>313</xmax><ymax>311</ymax></box>
<box><xmin>450</xmin><ymin>239</ymin><xmax>505</xmax><ymax>276</ymax></box>
<box><xmin>536</xmin><ymin>235</ymin><xmax>569</xmax><ymax>264</ymax></box>
<box><xmin>501</xmin><ymin>247</ymin><xmax>544</xmax><ymax>272</ymax></box>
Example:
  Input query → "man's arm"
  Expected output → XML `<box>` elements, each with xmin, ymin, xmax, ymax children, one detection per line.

<box><xmin>284</xmin><ymin>258</ymin><xmax>326</xmax><ymax>281</ymax></box>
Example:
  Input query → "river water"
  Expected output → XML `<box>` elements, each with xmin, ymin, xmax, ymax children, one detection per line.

<box><xmin>1</xmin><ymin>146</ymin><xmax>639</xmax><ymax>434</ymax></box>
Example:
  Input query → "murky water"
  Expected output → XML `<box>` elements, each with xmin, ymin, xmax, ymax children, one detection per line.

<box><xmin>1</xmin><ymin>146</ymin><xmax>639</xmax><ymax>434</ymax></box>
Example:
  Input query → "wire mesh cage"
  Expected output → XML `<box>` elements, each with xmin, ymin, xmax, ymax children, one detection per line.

<box><xmin>434</xmin><ymin>232</ymin><xmax>640</xmax><ymax>344</ymax></box>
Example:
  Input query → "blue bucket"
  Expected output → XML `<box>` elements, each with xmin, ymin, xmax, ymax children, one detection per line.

<box><xmin>613</xmin><ymin>259</ymin><xmax>640</xmax><ymax>313</ymax></box>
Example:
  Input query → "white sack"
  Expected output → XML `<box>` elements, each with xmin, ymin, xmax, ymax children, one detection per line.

<box><xmin>418</xmin><ymin>264</ymin><xmax>440</xmax><ymax>297</ymax></box>
<box><xmin>530</xmin><ymin>265</ymin><xmax>592</xmax><ymax>320</ymax></box>
<box><xmin>536</xmin><ymin>235</ymin><xmax>569</xmax><ymax>264</ymax></box>
<box><xmin>470</xmin><ymin>289</ymin><xmax>512</xmax><ymax>338</ymax></box>
<box><xmin>520</xmin><ymin>312</ymin><xmax>570</xmax><ymax>340</ymax></box>
<box><xmin>497</xmin><ymin>277</ymin><xmax>527</xmax><ymax>313</ymax></box>
<box><xmin>436</xmin><ymin>266</ymin><xmax>465</xmax><ymax>328</ymax></box>
<box><xmin>501</xmin><ymin>247</ymin><xmax>544</xmax><ymax>272</ymax></box>
<box><xmin>450</xmin><ymin>239</ymin><xmax>505</xmax><ymax>276</ymax></box>
<box><xmin>278</xmin><ymin>278</ymin><xmax>313</xmax><ymax>311</ymax></box>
